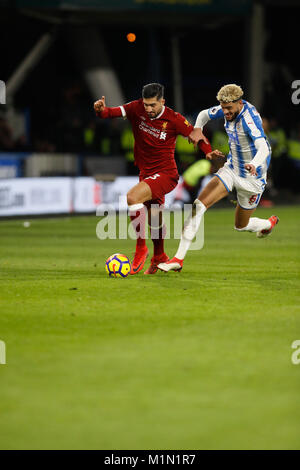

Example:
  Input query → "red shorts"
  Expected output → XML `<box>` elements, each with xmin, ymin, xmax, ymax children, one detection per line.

<box><xmin>140</xmin><ymin>170</ymin><xmax>179</xmax><ymax>207</ymax></box>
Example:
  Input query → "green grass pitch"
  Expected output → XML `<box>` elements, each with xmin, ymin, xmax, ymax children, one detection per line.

<box><xmin>0</xmin><ymin>206</ymin><xmax>299</xmax><ymax>450</ymax></box>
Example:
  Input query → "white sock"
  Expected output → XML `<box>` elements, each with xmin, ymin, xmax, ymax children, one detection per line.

<box><xmin>175</xmin><ymin>199</ymin><xmax>207</xmax><ymax>260</ymax></box>
<box><xmin>235</xmin><ymin>217</ymin><xmax>271</xmax><ymax>232</ymax></box>
<box><xmin>128</xmin><ymin>203</ymin><xmax>144</xmax><ymax>215</ymax></box>
<box><xmin>128</xmin><ymin>203</ymin><xmax>146</xmax><ymax>244</ymax></box>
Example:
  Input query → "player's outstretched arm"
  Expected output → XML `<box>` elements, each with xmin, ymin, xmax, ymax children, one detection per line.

<box><xmin>188</xmin><ymin>128</ymin><xmax>209</xmax><ymax>146</ymax></box>
<box><xmin>94</xmin><ymin>96</ymin><xmax>123</xmax><ymax>119</ymax></box>
<box><xmin>94</xmin><ymin>96</ymin><xmax>106</xmax><ymax>113</ymax></box>
<box><xmin>190</xmin><ymin>106</ymin><xmax>224</xmax><ymax>146</ymax></box>
<box><xmin>188</xmin><ymin>109</ymin><xmax>211</xmax><ymax>146</ymax></box>
<box><xmin>176</xmin><ymin>111</ymin><xmax>212</xmax><ymax>156</ymax></box>
<box><xmin>206</xmin><ymin>149</ymin><xmax>225</xmax><ymax>160</ymax></box>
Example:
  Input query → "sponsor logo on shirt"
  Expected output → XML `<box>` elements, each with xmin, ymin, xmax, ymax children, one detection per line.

<box><xmin>139</xmin><ymin>121</ymin><xmax>167</xmax><ymax>140</ymax></box>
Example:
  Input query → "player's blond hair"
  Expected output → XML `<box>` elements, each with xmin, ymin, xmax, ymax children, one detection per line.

<box><xmin>216</xmin><ymin>84</ymin><xmax>244</xmax><ymax>103</ymax></box>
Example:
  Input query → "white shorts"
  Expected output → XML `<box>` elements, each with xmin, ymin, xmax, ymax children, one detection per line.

<box><xmin>215</xmin><ymin>163</ymin><xmax>266</xmax><ymax>210</ymax></box>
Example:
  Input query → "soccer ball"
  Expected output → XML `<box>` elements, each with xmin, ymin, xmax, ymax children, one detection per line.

<box><xmin>105</xmin><ymin>253</ymin><xmax>131</xmax><ymax>278</ymax></box>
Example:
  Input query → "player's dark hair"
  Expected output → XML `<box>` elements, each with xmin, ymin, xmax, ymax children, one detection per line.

<box><xmin>142</xmin><ymin>83</ymin><xmax>164</xmax><ymax>100</ymax></box>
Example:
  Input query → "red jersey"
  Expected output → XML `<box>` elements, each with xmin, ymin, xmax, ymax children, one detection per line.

<box><xmin>121</xmin><ymin>99</ymin><xmax>193</xmax><ymax>176</ymax></box>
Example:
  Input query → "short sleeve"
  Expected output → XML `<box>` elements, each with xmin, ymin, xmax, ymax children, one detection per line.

<box><xmin>208</xmin><ymin>105</ymin><xmax>224</xmax><ymax>120</ymax></box>
<box><xmin>174</xmin><ymin>113</ymin><xmax>193</xmax><ymax>137</ymax></box>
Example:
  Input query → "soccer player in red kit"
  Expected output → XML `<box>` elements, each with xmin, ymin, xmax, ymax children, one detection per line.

<box><xmin>94</xmin><ymin>83</ymin><xmax>213</xmax><ymax>275</ymax></box>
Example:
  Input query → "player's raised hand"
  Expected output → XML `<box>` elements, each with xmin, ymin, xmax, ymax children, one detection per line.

<box><xmin>206</xmin><ymin>150</ymin><xmax>225</xmax><ymax>160</ymax></box>
<box><xmin>188</xmin><ymin>128</ymin><xmax>209</xmax><ymax>147</ymax></box>
<box><xmin>245</xmin><ymin>163</ymin><xmax>257</xmax><ymax>176</ymax></box>
<box><xmin>94</xmin><ymin>96</ymin><xmax>106</xmax><ymax>113</ymax></box>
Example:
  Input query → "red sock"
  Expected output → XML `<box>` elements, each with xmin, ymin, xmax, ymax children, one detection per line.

<box><xmin>129</xmin><ymin>206</ymin><xmax>146</xmax><ymax>250</ymax></box>
<box><xmin>151</xmin><ymin>224</ymin><xmax>166</xmax><ymax>257</ymax></box>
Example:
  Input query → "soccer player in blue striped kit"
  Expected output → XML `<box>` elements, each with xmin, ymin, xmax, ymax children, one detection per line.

<box><xmin>158</xmin><ymin>84</ymin><xmax>279</xmax><ymax>273</ymax></box>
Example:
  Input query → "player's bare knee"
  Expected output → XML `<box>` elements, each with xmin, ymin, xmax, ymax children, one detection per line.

<box><xmin>127</xmin><ymin>192</ymin><xmax>137</xmax><ymax>206</ymax></box>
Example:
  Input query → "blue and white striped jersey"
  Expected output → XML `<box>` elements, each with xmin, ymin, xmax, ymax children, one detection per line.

<box><xmin>208</xmin><ymin>100</ymin><xmax>271</xmax><ymax>179</ymax></box>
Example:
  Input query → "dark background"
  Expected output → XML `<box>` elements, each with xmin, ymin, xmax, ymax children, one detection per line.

<box><xmin>0</xmin><ymin>0</ymin><xmax>299</xmax><ymax>182</ymax></box>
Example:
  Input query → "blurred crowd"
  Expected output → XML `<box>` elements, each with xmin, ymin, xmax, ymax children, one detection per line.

<box><xmin>0</xmin><ymin>83</ymin><xmax>300</xmax><ymax>196</ymax></box>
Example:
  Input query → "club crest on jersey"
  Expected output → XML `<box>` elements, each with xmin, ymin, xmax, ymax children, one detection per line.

<box><xmin>210</xmin><ymin>107</ymin><xmax>218</xmax><ymax>115</ymax></box>
<box><xmin>162</xmin><ymin>121</ymin><xmax>168</xmax><ymax>129</ymax></box>
<box><xmin>184</xmin><ymin>119</ymin><xmax>191</xmax><ymax>126</ymax></box>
